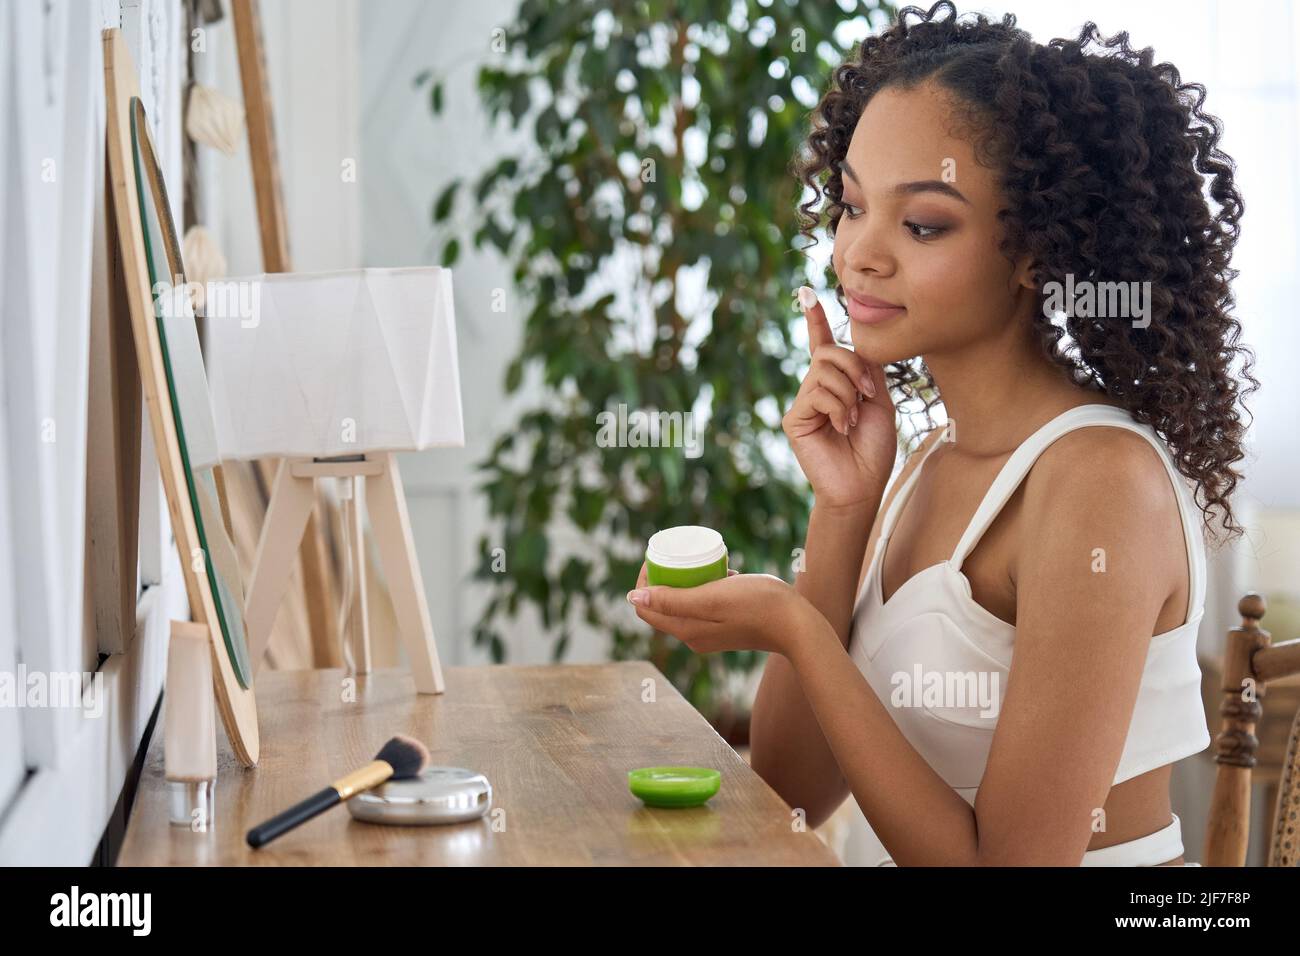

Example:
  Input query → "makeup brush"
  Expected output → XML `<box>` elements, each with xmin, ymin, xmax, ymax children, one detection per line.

<box><xmin>246</xmin><ymin>735</ymin><xmax>430</xmax><ymax>848</ymax></box>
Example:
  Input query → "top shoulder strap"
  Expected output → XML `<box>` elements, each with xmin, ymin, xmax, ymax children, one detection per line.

<box><xmin>948</xmin><ymin>404</ymin><xmax>1205</xmax><ymax>620</ymax></box>
<box><xmin>879</xmin><ymin>430</ymin><xmax>947</xmax><ymax>539</ymax></box>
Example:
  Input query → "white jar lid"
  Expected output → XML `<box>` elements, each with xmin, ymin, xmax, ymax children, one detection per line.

<box><xmin>645</xmin><ymin>526</ymin><xmax>726</xmax><ymax>569</ymax></box>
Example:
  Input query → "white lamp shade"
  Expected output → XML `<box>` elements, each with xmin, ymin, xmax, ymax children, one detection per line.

<box><xmin>203</xmin><ymin>267</ymin><xmax>465</xmax><ymax>460</ymax></box>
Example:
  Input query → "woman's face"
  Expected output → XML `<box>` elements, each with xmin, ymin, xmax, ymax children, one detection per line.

<box><xmin>831</xmin><ymin>80</ymin><xmax>1035</xmax><ymax>364</ymax></box>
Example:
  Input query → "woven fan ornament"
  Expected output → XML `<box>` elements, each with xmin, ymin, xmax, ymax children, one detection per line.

<box><xmin>185</xmin><ymin>83</ymin><xmax>245</xmax><ymax>156</ymax></box>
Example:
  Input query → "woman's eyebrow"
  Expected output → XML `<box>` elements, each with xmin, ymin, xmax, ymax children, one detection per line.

<box><xmin>839</xmin><ymin>159</ymin><xmax>971</xmax><ymax>205</ymax></box>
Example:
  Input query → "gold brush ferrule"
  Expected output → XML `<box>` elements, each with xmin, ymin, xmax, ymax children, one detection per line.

<box><xmin>331</xmin><ymin>760</ymin><xmax>393</xmax><ymax>800</ymax></box>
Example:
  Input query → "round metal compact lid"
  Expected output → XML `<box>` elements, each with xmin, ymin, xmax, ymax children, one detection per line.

<box><xmin>348</xmin><ymin>766</ymin><xmax>492</xmax><ymax>826</ymax></box>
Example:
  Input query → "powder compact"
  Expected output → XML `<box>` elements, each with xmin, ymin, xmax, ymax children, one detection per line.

<box><xmin>347</xmin><ymin>766</ymin><xmax>492</xmax><ymax>825</ymax></box>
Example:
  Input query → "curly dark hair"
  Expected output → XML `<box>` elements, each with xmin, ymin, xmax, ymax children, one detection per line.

<box><xmin>793</xmin><ymin>1</ymin><xmax>1256</xmax><ymax>539</ymax></box>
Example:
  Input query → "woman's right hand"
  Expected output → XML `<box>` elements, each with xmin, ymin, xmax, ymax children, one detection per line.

<box><xmin>782</xmin><ymin>287</ymin><xmax>898</xmax><ymax>510</ymax></box>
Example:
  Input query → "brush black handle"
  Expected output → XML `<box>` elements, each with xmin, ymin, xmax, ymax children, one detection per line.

<box><xmin>246</xmin><ymin>787</ymin><xmax>340</xmax><ymax>848</ymax></box>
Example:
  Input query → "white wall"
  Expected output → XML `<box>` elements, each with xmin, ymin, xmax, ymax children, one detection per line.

<box><xmin>0</xmin><ymin>0</ymin><xmax>188</xmax><ymax>866</ymax></box>
<box><xmin>0</xmin><ymin>0</ymin><xmax>366</xmax><ymax>864</ymax></box>
<box><xmin>197</xmin><ymin>0</ymin><xmax>361</xmax><ymax>278</ymax></box>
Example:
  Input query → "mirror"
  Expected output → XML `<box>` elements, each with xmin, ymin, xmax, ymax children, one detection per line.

<box><xmin>105</xmin><ymin>29</ymin><xmax>256</xmax><ymax>765</ymax></box>
<box><xmin>129</xmin><ymin>96</ymin><xmax>253</xmax><ymax>688</ymax></box>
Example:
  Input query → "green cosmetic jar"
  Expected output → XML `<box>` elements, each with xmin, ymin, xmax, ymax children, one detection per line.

<box><xmin>645</xmin><ymin>526</ymin><xmax>728</xmax><ymax>587</ymax></box>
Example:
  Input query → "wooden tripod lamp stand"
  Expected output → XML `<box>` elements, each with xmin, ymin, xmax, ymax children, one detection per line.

<box><xmin>203</xmin><ymin>267</ymin><xmax>465</xmax><ymax>694</ymax></box>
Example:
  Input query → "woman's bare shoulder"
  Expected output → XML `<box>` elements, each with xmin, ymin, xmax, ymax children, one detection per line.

<box><xmin>1018</xmin><ymin>424</ymin><xmax>1185</xmax><ymax>595</ymax></box>
<box><xmin>1027</xmin><ymin>424</ymin><xmax>1177</xmax><ymax>513</ymax></box>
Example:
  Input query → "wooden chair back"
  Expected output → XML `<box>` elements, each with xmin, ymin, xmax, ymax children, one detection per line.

<box><xmin>1205</xmin><ymin>593</ymin><xmax>1300</xmax><ymax>865</ymax></box>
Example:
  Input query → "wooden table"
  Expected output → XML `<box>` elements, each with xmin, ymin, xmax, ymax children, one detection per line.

<box><xmin>118</xmin><ymin>663</ymin><xmax>840</xmax><ymax>866</ymax></box>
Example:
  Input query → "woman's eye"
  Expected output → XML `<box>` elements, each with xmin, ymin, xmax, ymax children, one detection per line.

<box><xmin>835</xmin><ymin>203</ymin><xmax>944</xmax><ymax>239</ymax></box>
<box><xmin>906</xmin><ymin>221</ymin><xmax>946</xmax><ymax>240</ymax></box>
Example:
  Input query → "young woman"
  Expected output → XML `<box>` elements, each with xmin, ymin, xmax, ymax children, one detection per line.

<box><xmin>625</xmin><ymin>2</ymin><xmax>1255</xmax><ymax>866</ymax></box>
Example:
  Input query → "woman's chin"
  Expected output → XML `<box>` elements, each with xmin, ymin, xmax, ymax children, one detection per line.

<box><xmin>848</xmin><ymin>327</ymin><xmax>922</xmax><ymax>366</ymax></box>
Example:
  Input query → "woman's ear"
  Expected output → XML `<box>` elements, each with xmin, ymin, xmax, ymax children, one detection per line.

<box><xmin>1011</xmin><ymin>255</ymin><xmax>1039</xmax><ymax>292</ymax></box>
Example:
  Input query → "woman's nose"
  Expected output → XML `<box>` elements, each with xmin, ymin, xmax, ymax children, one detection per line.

<box><xmin>836</xmin><ymin>215</ymin><xmax>895</xmax><ymax>277</ymax></box>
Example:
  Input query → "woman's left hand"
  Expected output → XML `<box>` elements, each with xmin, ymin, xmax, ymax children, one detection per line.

<box><xmin>626</xmin><ymin>564</ymin><xmax>808</xmax><ymax>656</ymax></box>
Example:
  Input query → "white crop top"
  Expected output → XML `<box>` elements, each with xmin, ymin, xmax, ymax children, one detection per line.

<box><xmin>847</xmin><ymin>403</ymin><xmax>1211</xmax><ymax>805</ymax></box>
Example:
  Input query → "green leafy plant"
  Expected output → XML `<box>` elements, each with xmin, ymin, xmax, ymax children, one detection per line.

<box><xmin>423</xmin><ymin>0</ymin><xmax>895</xmax><ymax>722</ymax></box>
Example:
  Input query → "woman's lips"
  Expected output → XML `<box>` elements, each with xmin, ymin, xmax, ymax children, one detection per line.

<box><xmin>846</xmin><ymin>291</ymin><xmax>906</xmax><ymax>325</ymax></box>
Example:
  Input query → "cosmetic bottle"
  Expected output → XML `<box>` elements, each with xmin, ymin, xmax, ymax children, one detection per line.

<box><xmin>164</xmin><ymin>621</ymin><xmax>218</xmax><ymax>830</ymax></box>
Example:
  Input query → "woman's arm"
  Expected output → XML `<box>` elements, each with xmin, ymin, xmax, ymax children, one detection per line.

<box><xmin>749</xmin><ymin>499</ymin><xmax>878</xmax><ymax>826</ymax></box>
<box><xmin>747</xmin><ymin>288</ymin><xmax>899</xmax><ymax>826</ymax></box>
<box><xmin>782</xmin><ymin>428</ymin><xmax>1183</xmax><ymax>864</ymax></box>
<box><xmin>794</xmin><ymin>499</ymin><xmax>881</xmax><ymax>642</ymax></box>
<box><xmin>750</xmin><ymin>431</ymin><xmax>941</xmax><ymax>828</ymax></box>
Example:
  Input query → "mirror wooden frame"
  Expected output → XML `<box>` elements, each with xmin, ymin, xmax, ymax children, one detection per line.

<box><xmin>103</xmin><ymin>28</ymin><xmax>259</xmax><ymax>766</ymax></box>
